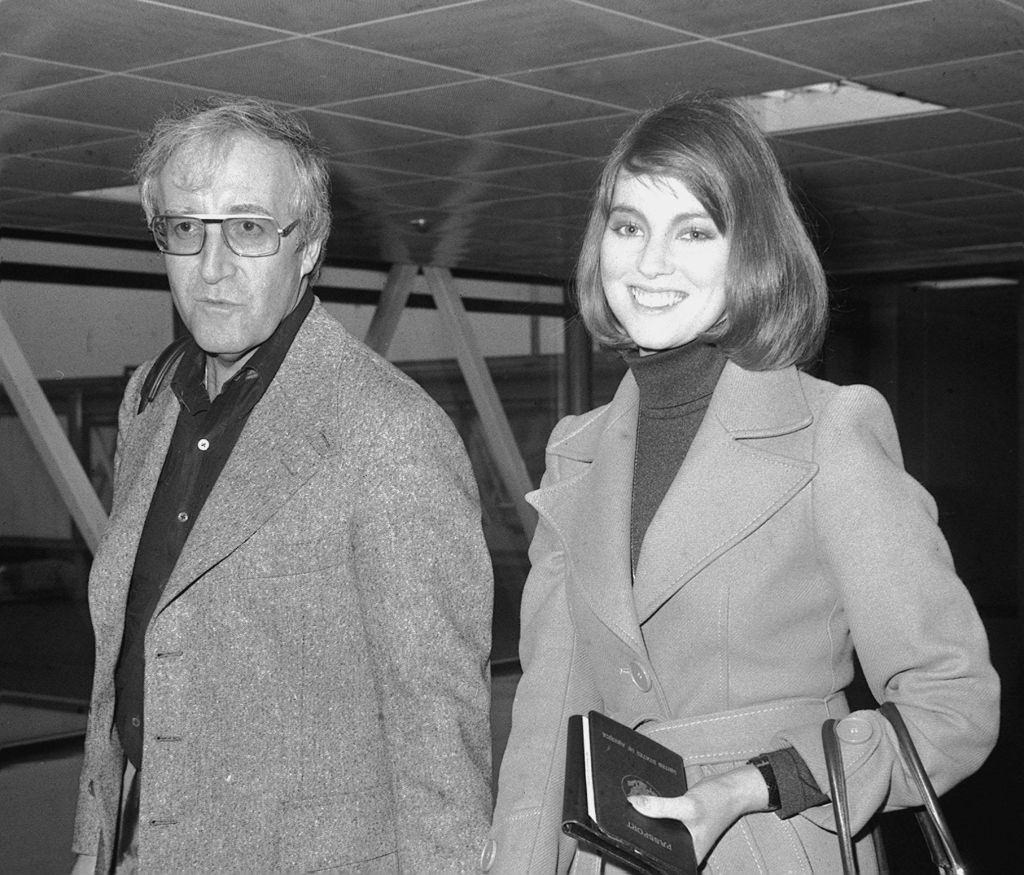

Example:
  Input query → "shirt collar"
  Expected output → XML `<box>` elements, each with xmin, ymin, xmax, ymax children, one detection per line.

<box><xmin>172</xmin><ymin>287</ymin><xmax>314</xmax><ymax>412</ymax></box>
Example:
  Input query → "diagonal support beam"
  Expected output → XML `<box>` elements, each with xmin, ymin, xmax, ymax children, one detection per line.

<box><xmin>423</xmin><ymin>266</ymin><xmax>536</xmax><ymax>538</ymax></box>
<box><xmin>0</xmin><ymin>305</ymin><xmax>108</xmax><ymax>553</ymax></box>
<box><xmin>364</xmin><ymin>263</ymin><xmax>418</xmax><ymax>357</ymax></box>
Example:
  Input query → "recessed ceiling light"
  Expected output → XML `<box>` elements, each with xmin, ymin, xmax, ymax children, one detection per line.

<box><xmin>911</xmin><ymin>277</ymin><xmax>1019</xmax><ymax>290</ymax></box>
<box><xmin>739</xmin><ymin>80</ymin><xmax>947</xmax><ymax>134</ymax></box>
<box><xmin>70</xmin><ymin>185</ymin><xmax>140</xmax><ymax>203</ymax></box>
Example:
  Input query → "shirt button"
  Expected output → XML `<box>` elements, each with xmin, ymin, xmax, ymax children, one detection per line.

<box><xmin>629</xmin><ymin>661</ymin><xmax>652</xmax><ymax>692</ymax></box>
<box><xmin>131</xmin><ymin>716</ymin><xmax>141</xmax><ymax>727</ymax></box>
<box><xmin>197</xmin><ymin>438</ymin><xmax>210</xmax><ymax>451</ymax></box>
<box><xmin>177</xmin><ymin>511</ymin><xmax>189</xmax><ymax>523</ymax></box>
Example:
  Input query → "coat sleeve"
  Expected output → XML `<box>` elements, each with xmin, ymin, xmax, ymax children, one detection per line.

<box><xmin>486</xmin><ymin>420</ymin><xmax>602</xmax><ymax>874</ymax></box>
<box><xmin>350</xmin><ymin>396</ymin><xmax>494</xmax><ymax>872</ymax></box>
<box><xmin>774</xmin><ymin>384</ymin><xmax>999</xmax><ymax>832</ymax></box>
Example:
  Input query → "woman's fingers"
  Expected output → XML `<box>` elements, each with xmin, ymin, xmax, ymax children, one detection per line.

<box><xmin>627</xmin><ymin>793</ymin><xmax>688</xmax><ymax>821</ymax></box>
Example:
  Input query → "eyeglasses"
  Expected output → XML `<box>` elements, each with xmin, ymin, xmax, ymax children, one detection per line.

<box><xmin>149</xmin><ymin>214</ymin><xmax>301</xmax><ymax>257</ymax></box>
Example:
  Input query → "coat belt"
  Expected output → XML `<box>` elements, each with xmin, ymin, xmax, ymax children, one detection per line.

<box><xmin>638</xmin><ymin>693</ymin><xmax>849</xmax><ymax>764</ymax></box>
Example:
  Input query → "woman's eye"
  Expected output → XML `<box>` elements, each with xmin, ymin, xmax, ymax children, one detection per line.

<box><xmin>613</xmin><ymin>222</ymin><xmax>641</xmax><ymax>237</ymax></box>
<box><xmin>680</xmin><ymin>226</ymin><xmax>713</xmax><ymax>241</ymax></box>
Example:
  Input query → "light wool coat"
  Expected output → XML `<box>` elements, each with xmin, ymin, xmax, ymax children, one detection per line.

<box><xmin>73</xmin><ymin>301</ymin><xmax>494</xmax><ymax>873</ymax></box>
<box><xmin>488</xmin><ymin>362</ymin><xmax>998</xmax><ymax>874</ymax></box>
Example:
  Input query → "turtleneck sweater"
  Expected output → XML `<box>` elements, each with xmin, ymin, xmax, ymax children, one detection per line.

<box><xmin>623</xmin><ymin>342</ymin><xmax>827</xmax><ymax>819</ymax></box>
<box><xmin>624</xmin><ymin>341</ymin><xmax>726</xmax><ymax>573</ymax></box>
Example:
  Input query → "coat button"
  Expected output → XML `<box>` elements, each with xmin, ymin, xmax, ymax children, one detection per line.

<box><xmin>629</xmin><ymin>661</ymin><xmax>652</xmax><ymax>692</ymax></box>
<box><xmin>836</xmin><ymin>716</ymin><xmax>873</xmax><ymax>744</ymax></box>
<box><xmin>479</xmin><ymin>838</ymin><xmax>497</xmax><ymax>872</ymax></box>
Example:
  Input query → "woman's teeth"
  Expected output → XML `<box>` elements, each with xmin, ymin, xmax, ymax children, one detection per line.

<box><xmin>630</xmin><ymin>286</ymin><xmax>685</xmax><ymax>309</ymax></box>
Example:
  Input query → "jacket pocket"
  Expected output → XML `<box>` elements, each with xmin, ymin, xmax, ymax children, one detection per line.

<box><xmin>279</xmin><ymin>784</ymin><xmax>397</xmax><ymax>871</ymax></box>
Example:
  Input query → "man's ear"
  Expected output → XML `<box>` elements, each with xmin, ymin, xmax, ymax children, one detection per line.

<box><xmin>300</xmin><ymin>238</ymin><xmax>324</xmax><ymax>278</ymax></box>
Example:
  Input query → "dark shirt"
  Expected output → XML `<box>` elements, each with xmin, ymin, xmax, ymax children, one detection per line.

<box><xmin>113</xmin><ymin>290</ymin><xmax>313</xmax><ymax>768</ymax></box>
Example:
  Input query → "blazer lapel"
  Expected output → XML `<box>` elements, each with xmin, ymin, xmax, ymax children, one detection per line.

<box><xmin>155</xmin><ymin>309</ymin><xmax>334</xmax><ymax>614</ymax></box>
<box><xmin>529</xmin><ymin>376</ymin><xmax>647</xmax><ymax>655</ymax></box>
<box><xmin>97</xmin><ymin>394</ymin><xmax>179</xmax><ymax>616</ymax></box>
<box><xmin>633</xmin><ymin>363</ymin><xmax>818</xmax><ymax>622</ymax></box>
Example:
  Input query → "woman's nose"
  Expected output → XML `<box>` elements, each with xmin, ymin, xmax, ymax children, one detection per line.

<box><xmin>637</xmin><ymin>235</ymin><xmax>671</xmax><ymax>277</ymax></box>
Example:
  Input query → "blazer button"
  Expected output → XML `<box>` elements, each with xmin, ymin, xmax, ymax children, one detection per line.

<box><xmin>479</xmin><ymin>838</ymin><xmax>497</xmax><ymax>872</ymax></box>
<box><xmin>629</xmin><ymin>661</ymin><xmax>652</xmax><ymax>692</ymax></box>
<box><xmin>835</xmin><ymin>715</ymin><xmax>873</xmax><ymax>744</ymax></box>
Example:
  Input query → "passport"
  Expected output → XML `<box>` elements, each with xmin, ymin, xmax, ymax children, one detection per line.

<box><xmin>562</xmin><ymin>711</ymin><xmax>696</xmax><ymax>874</ymax></box>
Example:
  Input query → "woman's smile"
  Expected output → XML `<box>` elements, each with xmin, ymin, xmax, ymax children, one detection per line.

<box><xmin>628</xmin><ymin>285</ymin><xmax>688</xmax><ymax>310</ymax></box>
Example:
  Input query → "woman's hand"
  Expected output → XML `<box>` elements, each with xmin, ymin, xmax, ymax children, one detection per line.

<box><xmin>628</xmin><ymin>764</ymin><xmax>770</xmax><ymax>864</ymax></box>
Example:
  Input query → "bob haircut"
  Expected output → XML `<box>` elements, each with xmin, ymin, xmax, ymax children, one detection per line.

<box><xmin>134</xmin><ymin>96</ymin><xmax>332</xmax><ymax>280</ymax></box>
<box><xmin>575</xmin><ymin>93</ymin><xmax>828</xmax><ymax>370</ymax></box>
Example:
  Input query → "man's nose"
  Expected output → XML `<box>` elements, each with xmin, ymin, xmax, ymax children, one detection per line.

<box><xmin>198</xmin><ymin>225</ymin><xmax>236</xmax><ymax>283</ymax></box>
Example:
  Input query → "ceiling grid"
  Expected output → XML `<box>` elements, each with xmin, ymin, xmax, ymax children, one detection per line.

<box><xmin>0</xmin><ymin>0</ymin><xmax>1020</xmax><ymax>280</ymax></box>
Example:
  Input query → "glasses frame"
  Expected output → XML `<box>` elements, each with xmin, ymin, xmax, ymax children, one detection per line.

<box><xmin>149</xmin><ymin>213</ymin><xmax>301</xmax><ymax>257</ymax></box>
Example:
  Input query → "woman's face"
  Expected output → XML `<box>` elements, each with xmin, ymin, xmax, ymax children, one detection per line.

<box><xmin>600</xmin><ymin>172</ymin><xmax>730</xmax><ymax>352</ymax></box>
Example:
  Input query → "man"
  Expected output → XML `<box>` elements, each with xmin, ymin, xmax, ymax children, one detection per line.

<box><xmin>71</xmin><ymin>97</ymin><xmax>493</xmax><ymax>873</ymax></box>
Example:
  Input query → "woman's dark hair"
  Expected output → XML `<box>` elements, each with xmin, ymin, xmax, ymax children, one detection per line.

<box><xmin>575</xmin><ymin>93</ymin><xmax>827</xmax><ymax>370</ymax></box>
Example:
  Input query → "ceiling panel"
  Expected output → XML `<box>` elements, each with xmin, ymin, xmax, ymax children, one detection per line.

<box><xmin>510</xmin><ymin>41</ymin><xmax>824</xmax><ymax>109</ymax></box>
<box><xmin>0</xmin><ymin>55</ymin><xmax>99</xmax><ymax>94</ymax></box>
<box><xmin>731</xmin><ymin>0</ymin><xmax>1024</xmax><ymax>76</ymax></box>
<box><xmin>0</xmin><ymin>112</ymin><xmax>130</xmax><ymax>156</ymax></box>
<box><xmin>780</xmin><ymin>112</ymin><xmax>1022</xmax><ymax>157</ymax></box>
<box><xmin>0</xmin><ymin>0</ymin><xmax>280</xmax><ymax>69</ymax></box>
<box><xmin>153</xmin><ymin>0</ymin><xmax>468</xmax><ymax>35</ymax></box>
<box><xmin>139</xmin><ymin>38</ymin><xmax>472</xmax><ymax>106</ymax></box>
<box><xmin>331</xmin><ymin>79</ymin><xmax>616</xmax><ymax>136</ymax></box>
<box><xmin>326</xmin><ymin>0</ymin><xmax>689</xmax><ymax>74</ymax></box>
<box><xmin>862</xmin><ymin>53</ymin><xmax>1024</xmax><ymax>109</ymax></box>
<box><xmin>0</xmin><ymin>0</ymin><xmax>1020</xmax><ymax>281</ymax></box>
<box><xmin>0</xmin><ymin>74</ymin><xmax>212</xmax><ymax>132</ymax></box>
<box><xmin>583</xmin><ymin>0</ymin><xmax>903</xmax><ymax>37</ymax></box>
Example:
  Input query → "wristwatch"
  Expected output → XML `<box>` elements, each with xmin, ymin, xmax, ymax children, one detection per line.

<box><xmin>747</xmin><ymin>754</ymin><xmax>781</xmax><ymax>812</ymax></box>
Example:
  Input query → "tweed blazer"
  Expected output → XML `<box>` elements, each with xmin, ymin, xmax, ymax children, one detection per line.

<box><xmin>487</xmin><ymin>361</ymin><xmax>998</xmax><ymax>874</ymax></box>
<box><xmin>73</xmin><ymin>301</ymin><xmax>494</xmax><ymax>873</ymax></box>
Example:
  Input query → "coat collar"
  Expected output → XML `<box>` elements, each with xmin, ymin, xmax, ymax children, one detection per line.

<box><xmin>529</xmin><ymin>361</ymin><xmax>818</xmax><ymax>651</ymax></box>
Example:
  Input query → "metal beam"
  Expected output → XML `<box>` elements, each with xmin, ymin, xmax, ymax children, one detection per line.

<box><xmin>0</xmin><ymin>305</ymin><xmax>107</xmax><ymax>553</ymax></box>
<box><xmin>364</xmin><ymin>263</ymin><xmax>418</xmax><ymax>357</ymax></box>
<box><xmin>422</xmin><ymin>266</ymin><xmax>536</xmax><ymax>537</ymax></box>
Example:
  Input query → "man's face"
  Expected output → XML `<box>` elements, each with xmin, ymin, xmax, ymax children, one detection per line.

<box><xmin>153</xmin><ymin>134</ymin><xmax>320</xmax><ymax>372</ymax></box>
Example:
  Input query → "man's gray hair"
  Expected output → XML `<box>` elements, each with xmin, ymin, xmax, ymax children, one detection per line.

<box><xmin>134</xmin><ymin>96</ymin><xmax>332</xmax><ymax>277</ymax></box>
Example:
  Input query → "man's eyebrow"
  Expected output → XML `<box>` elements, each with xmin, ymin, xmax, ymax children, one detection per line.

<box><xmin>226</xmin><ymin>203</ymin><xmax>275</xmax><ymax>215</ymax></box>
<box><xmin>164</xmin><ymin>204</ymin><xmax>274</xmax><ymax>215</ymax></box>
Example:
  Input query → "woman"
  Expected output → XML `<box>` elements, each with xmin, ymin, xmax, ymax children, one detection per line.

<box><xmin>484</xmin><ymin>95</ymin><xmax>999</xmax><ymax>873</ymax></box>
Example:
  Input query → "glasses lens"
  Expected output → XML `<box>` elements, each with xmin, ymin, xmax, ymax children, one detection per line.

<box><xmin>223</xmin><ymin>217</ymin><xmax>280</xmax><ymax>256</ymax></box>
<box><xmin>154</xmin><ymin>216</ymin><xmax>206</xmax><ymax>255</ymax></box>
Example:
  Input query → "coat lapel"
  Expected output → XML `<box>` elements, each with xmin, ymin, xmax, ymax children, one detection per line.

<box><xmin>155</xmin><ymin>306</ymin><xmax>335</xmax><ymax>615</ymax></box>
<box><xmin>528</xmin><ymin>376</ymin><xmax>647</xmax><ymax>655</ymax></box>
<box><xmin>633</xmin><ymin>362</ymin><xmax>818</xmax><ymax>622</ymax></box>
<box><xmin>95</xmin><ymin>395</ymin><xmax>179</xmax><ymax>623</ymax></box>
